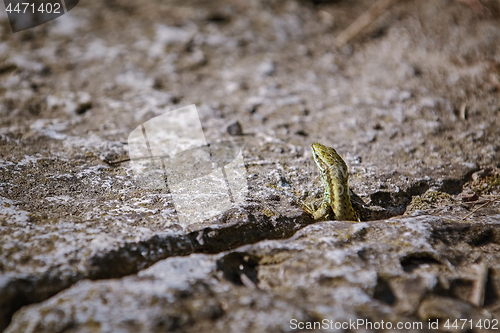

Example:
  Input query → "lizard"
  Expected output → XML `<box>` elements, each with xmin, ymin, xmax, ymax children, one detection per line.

<box><xmin>302</xmin><ymin>142</ymin><xmax>360</xmax><ymax>222</ymax></box>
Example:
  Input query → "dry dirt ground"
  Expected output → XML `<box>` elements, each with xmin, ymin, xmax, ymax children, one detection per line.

<box><xmin>1</xmin><ymin>0</ymin><xmax>500</xmax><ymax>332</ymax></box>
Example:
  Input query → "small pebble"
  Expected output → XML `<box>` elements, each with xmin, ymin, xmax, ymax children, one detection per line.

<box><xmin>67</xmin><ymin>91</ymin><xmax>92</xmax><ymax>115</ymax></box>
<box><xmin>226</xmin><ymin>120</ymin><xmax>243</xmax><ymax>136</ymax></box>
<box><xmin>257</xmin><ymin>60</ymin><xmax>275</xmax><ymax>77</ymax></box>
<box><xmin>459</xmin><ymin>189</ymin><xmax>478</xmax><ymax>202</ymax></box>
<box><xmin>472</xmin><ymin>169</ymin><xmax>490</xmax><ymax>181</ymax></box>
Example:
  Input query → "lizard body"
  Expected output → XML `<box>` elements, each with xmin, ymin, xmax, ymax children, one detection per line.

<box><xmin>303</xmin><ymin>142</ymin><xmax>359</xmax><ymax>222</ymax></box>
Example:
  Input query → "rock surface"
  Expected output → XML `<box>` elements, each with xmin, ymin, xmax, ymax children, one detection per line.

<box><xmin>1</xmin><ymin>0</ymin><xmax>500</xmax><ymax>331</ymax></box>
<box><xmin>7</xmin><ymin>216</ymin><xmax>500</xmax><ymax>332</ymax></box>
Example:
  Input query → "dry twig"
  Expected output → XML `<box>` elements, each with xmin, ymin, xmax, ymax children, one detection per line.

<box><xmin>102</xmin><ymin>157</ymin><xmax>131</xmax><ymax>165</ymax></box>
<box><xmin>334</xmin><ymin>0</ymin><xmax>483</xmax><ymax>49</ymax></box>
<box><xmin>456</xmin><ymin>0</ymin><xmax>484</xmax><ymax>13</ymax></box>
<box><xmin>462</xmin><ymin>195</ymin><xmax>500</xmax><ymax>220</ymax></box>
<box><xmin>470</xmin><ymin>263</ymin><xmax>488</xmax><ymax>307</ymax></box>
<box><xmin>334</xmin><ymin>0</ymin><xmax>401</xmax><ymax>49</ymax></box>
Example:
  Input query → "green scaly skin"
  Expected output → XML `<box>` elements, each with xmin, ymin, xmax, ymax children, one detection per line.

<box><xmin>302</xmin><ymin>142</ymin><xmax>359</xmax><ymax>222</ymax></box>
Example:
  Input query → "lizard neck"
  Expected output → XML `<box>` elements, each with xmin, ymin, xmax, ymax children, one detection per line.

<box><xmin>320</xmin><ymin>168</ymin><xmax>332</xmax><ymax>205</ymax></box>
<box><xmin>330</xmin><ymin>172</ymin><xmax>358</xmax><ymax>221</ymax></box>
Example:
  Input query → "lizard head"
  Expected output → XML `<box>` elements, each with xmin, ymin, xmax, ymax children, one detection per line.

<box><xmin>310</xmin><ymin>142</ymin><xmax>348</xmax><ymax>178</ymax></box>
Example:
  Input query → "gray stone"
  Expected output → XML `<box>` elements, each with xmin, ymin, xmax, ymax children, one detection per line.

<box><xmin>225</xmin><ymin>120</ymin><xmax>243</xmax><ymax>136</ymax></box>
<box><xmin>7</xmin><ymin>216</ymin><xmax>500</xmax><ymax>332</ymax></box>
